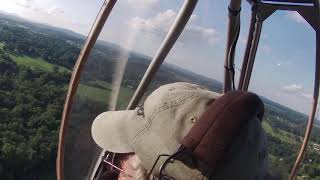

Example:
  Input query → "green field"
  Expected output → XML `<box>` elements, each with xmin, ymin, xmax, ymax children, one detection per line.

<box><xmin>76</xmin><ymin>84</ymin><xmax>111</xmax><ymax>104</ymax></box>
<box><xmin>90</xmin><ymin>80</ymin><xmax>134</xmax><ymax>105</ymax></box>
<box><xmin>3</xmin><ymin>43</ymin><xmax>134</xmax><ymax>108</ymax></box>
<box><xmin>73</xmin><ymin>81</ymin><xmax>135</xmax><ymax>109</ymax></box>
<box><xmin>9</xmin><ymin>53</ymin><xmax>70</xmax><ymax>73</ymax></box>
<box><xmin>0</xmin><ymin>41</ymin><xmax>69</xmax><ymax>73</ymax></box>
<box><xmin>262</xmin><ymin>121</ymin><xmax>297</xmax><ymax>144</ymax></box>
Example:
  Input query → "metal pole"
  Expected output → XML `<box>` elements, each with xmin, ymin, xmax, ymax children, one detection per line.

<box><xmin>242</xmin><ymin>20</ymin><xmax>263</xmax><ymax>91</ymax></box>
<box><xmin>56</xmin><ymin>1</ymin><xmax>117</xmax><ymax>180</ymax></box>
<box><xmin>238</xmin><ymin>4</ymin><xmax>257</xmax><ymax>90</ymax></box>
<box><xmin>223</xmin><ymin>0</ymin><xmax>242</xmax><ymax>93</ymax></box>
<box><xmin>127</xmin><ymin>0</ymin><xmax>198</xmax><ymax>110</ymax></box>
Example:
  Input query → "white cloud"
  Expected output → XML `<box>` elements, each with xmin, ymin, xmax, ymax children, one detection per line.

<box><xmin>184</xmin><ymin>24</ymin><xmax>219</xmax><ymax>44</ymax></box>
<box><xmin>130</xmin><ymin>9</ymin><xmax>176</xmax><ymax>33</ymax></box>
<box><xmin>267</xmin><ymin>86</ymin><xmax>314</xmax><ymax>113</ymax></box>
<box><xmin>16</xmin><ymin>0</ymin><xmax>33</xmax><ymax>8</ymax></box>
<box><xmin>184</xmin><ymin>14</ymin><xmax>219</xmax><ymax>45</ymax></box>
<box><xmin>47</xmin><ymin>6</ymin><xmax>64</xmax><ymax>15</ymax></box>
<box><xmin>302</xmin><ymin>93</ymin><xmax>312</xmax><ymax>100</ymax></box>
<box><xmin>189</xmin><ymin>14</ymin><xmax>199</xmax><ymax>24</ymax></box>
<box><xmin>15</xmin><ymin>0</ymin><xmax>39</xmax><ymax>12</ymax></box>
<box><xmin>10</xmin><ymin>1</ymin><xmax>63</xmax><ymax>15</ymax></box>
<box><xmin>281</xmin><ymin>84</ymin><xmax>303</xmax><ymax>93</ymax></box>
<box><xmin>275</xmin><ymin>58</ymin><xmax>291</xmax><ymax>68</ymax></box>
<box><xmin>127</xmin><ymin>0</ymin><xmax>159</xmax><ymax>8</ymax></box>
<box><xmin>286</xmin><ymin>11</ymin><xmax>308</xmax><ymax>25</ymax></box>
<box><xmin>279</xmin><ymin>85</ymin><xmax>316</xmax><ymax>111</ymax></box>
<box><xmin>130</xmin><ymin>10</ymin><xmax>219</xmax><ymax>45</ymax></box>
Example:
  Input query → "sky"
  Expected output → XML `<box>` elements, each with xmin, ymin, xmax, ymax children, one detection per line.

<box><xmin>0</xmin><ymin>0</ymin><xmax>317</xmax><ymax>114</ymax></box>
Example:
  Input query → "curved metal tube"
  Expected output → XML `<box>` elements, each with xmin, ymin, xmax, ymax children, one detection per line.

<box><xmin>56</xmin><ymin>1</ymin><xmax>117</xmax><ymax>180</ymax></box>
<box><xmin>289</xmin><ymin>32</ymin><xmax>320</xmax><ymax>180</ymax></box>
<box><xmin>223</xmin><ymin>0</ymin><xmax>243</xmax><ymax>93</ymax></box>
<box><xmin>127</xmin><ymin>0</ymin><xmax>198</xmax><ymax>110</ymax></box>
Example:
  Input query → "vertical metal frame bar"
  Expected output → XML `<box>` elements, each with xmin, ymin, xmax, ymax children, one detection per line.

<box><xmin>242</xmin><ymin>21</ymin><xmax>263</xmax><ymax>91</ymax></box>
<box><xmin>127</xmin><ymin>0</ymin><xmax>198</xmax><ymax>110</ymax></box>
<box><xmin>56</xmin><ymin>1</ymin><xmax>117</xmax><ymax>180</ymax></box>
<box><xmin>238</xmin><ymin>4</ymin><xmax>257</xmax><ymax>90</ymax></box>
<box><xmin>240</xmin><ymin>3</ymin><xmax>276</xmax><ymax>91</ymax></box>
<box><xmin>223</xmin><ymin>0</ymin><xmax>243</xmax><ymax>93</ymax></box>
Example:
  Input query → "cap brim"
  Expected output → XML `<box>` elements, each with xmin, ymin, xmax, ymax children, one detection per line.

<box><xmin>91</xmin><ymin>110</ymin><xmax>146</xmax><ymax>153</ymax></box>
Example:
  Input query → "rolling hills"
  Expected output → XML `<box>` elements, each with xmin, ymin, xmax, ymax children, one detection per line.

<box><xmin>0</xmin><ymin>13</ymin><xmax>320</xmax><ymax>180</ymax></box>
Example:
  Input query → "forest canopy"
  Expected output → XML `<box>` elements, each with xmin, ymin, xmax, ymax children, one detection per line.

<box><xmin>0</xmin><ymin>53</ymin><xmax>70</xmax><ymax>179</ymax></box>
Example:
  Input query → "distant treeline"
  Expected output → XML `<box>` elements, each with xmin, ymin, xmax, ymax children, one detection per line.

<box><xmin>0</xmin><ymin>22</ymin><xmax>80</xmax><ymax>69</ymax></box>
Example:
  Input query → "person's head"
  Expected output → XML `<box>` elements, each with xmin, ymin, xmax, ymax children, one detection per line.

<box><xmin>92</xmin><ymin>82</ymin><xmax>267</xmax><ymax>180</ymax></box>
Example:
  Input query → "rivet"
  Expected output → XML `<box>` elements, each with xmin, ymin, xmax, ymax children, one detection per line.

<box><xmin>137</xmin><ymin>106</ymin><xmax>144</xmax><ymax>116</ymax></box>
<box><xmin>190</xmin><ymin>116</ymin><xmax>197</xmax><ymax>123</ymax></box>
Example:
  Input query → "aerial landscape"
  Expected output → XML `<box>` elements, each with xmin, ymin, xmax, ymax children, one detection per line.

<box><xmin>0</xmin><ymin>13</ymin><xmax>320</xmax><ymax>180</ymax></box>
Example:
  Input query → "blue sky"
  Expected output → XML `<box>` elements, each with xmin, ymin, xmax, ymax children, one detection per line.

<box><xmin>0</xmin><ymin>0</ymin><xmax>316</xmax><ymax>114</ymax></box>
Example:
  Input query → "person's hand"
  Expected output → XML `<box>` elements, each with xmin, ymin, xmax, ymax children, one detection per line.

<box><xmin>118</xmin><ymin>154</ymin><xmax>146</xmax><ymax>180</ymax></box>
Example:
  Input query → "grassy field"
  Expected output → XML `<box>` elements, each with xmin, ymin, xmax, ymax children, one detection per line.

<box><xmin>9</xmin><ymin>53</ymin><xmax>70</xmax><ymax>73</ymax></box>
<box><xmin>73</xmin><ymin>81</ymin><xmax>135</xmax><ymax>109</ymax></box>
<box><xmin>90</xmin><ymin>80</ymin><xmax>134</xmax><ymax>106</ymax></box>
<box><xmin>0</xmin><ymin>41</ymin><xmax>70</xmax><ymax>73</ymax></box>
<box><xmin>262</xmin><ymin>121</ymin><xmax>297</xmax><ymax>144</ymax></box>
<box><xmin>1</xmin><ymin>41</ymin><xmax>134</xmax><ymax>109</ymax></box>
<box><xmin>76</xmin><ymin>84</ymin><xmax>111</xmax><ymax>104</ymax></box>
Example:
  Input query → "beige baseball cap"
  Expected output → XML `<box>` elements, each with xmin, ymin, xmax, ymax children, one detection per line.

<box><xmin>91</xmin><ymin>82</ymin><xmax>267</xmax><ymax>179</ymax></box>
